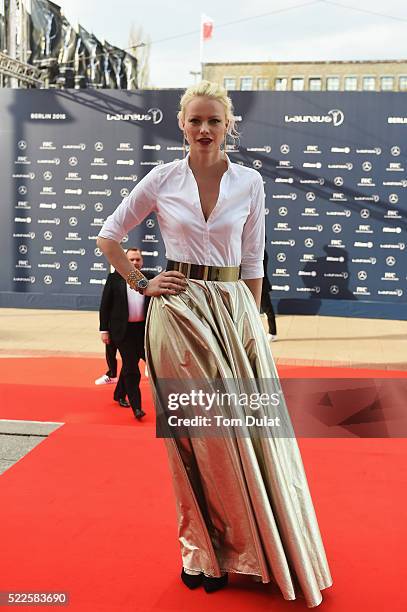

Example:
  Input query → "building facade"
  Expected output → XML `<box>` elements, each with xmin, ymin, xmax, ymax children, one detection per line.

<box><xmin>203</xmin><ymin>60</ymin><xmax>407</xmax><ymax>92</ymax></box>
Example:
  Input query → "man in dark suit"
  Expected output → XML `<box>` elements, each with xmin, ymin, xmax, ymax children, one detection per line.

<box><xmin>261</xmin><ymin>242</ymin><xmax>277</xmax><ymax>341</ymax></box>
<box><xmin>99</xmin><ymin>247</ymin><xmax>152</xmax><ymax>420</ymax></box>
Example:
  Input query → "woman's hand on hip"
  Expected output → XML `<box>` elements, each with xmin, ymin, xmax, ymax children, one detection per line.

<box><xmin>144</xmin><ymin>271</ymin><xmax>187</xmax><ymax>297</ymax></box>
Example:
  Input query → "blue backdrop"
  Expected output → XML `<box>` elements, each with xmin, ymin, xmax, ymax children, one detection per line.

<box><xmin>0</xmin><ymin>89</ymin><xmax>406</xmax><ymax>319</ymax></box>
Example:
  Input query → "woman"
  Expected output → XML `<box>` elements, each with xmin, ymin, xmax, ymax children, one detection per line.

<box><xmin>97</xmin><ymin>81</ymin><xmax>332</xmax><ymax>607</ymax></box>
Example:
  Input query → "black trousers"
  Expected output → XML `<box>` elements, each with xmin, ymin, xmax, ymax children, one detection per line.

<box><xmin>116</xmin><ymin>322</ymin><xmax>145</xmax><ymax>415</ymax></box>
<box><xmin>260</xmin><ymin>288</ymin><xmax>277</xmax><ymax>336</ymax></box>
<box><xmin>105</xmin><ymin>342</ymin><xmax>118</xmax><ymax>378</ymax></box>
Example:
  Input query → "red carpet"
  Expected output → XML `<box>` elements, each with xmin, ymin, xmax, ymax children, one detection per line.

<box><xmin>1</xmin><ymin>357</ymin><xmax>407</xmax><ymax>610</ymax></box>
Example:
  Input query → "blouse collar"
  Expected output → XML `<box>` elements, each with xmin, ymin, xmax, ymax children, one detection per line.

<box><xmin>181</xmin><ymin>152</ymin><xmax>234</xmax><ymax>175</ymax></box>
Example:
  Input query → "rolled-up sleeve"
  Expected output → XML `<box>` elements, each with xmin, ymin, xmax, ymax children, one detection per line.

<box><xmin>98</xmin><ymin>166</ymin><xmax>159</xmax><ymax>242</ymax></box>
<box><xmin>240</xmin><ymin>172</ymin><xmax>265</xmax><ymax>279</ymax></box>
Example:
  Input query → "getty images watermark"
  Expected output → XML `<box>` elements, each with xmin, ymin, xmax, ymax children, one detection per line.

<box><xmin>155</xmin><ymin>378</ymin><xmax>295</xmax><ymax>438</ymax></box>
<box><xmin>154</xmin><ymin>377</ymin><xmax>407</xmax><ymax>439</ymax></box>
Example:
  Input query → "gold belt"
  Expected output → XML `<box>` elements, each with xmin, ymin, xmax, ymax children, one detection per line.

<box><xmin>166</xmin><ymin>260</ymin><xmax>240</xmax><ymax>281</ymax></box>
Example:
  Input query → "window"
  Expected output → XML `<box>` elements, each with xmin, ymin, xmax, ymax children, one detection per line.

<box><xmin>257</xmin><ymin>78</ymin><xmax>269</xmax><ymax>90</ymax></box>
<box><xmin>240</xmin><ymin>77</ymin><xmax>253</xmax><ymax>90</ymax></box>
<box><xmin>399</xmin><ymin>76</ymin><xmax>407</xmax><ymax>91</ymax></box>
<box><xmin>380</xmin><ymin>76</ymin><xmax>394</xmax><ymax>91</ymax></box>
<box><xmin>344</xmin><ymin>76</ymin><xmax>358</xmax><ymax>91</ymax></box>
<box><xmin>309</xmin><ymin>78</ymin><xmax>322</xmax><ymax>91</ymax></box>
<box><xmin>223</xmin><ymin>77</ymin><xmax>236</xmax><ymax>90</ymax></box>
<box><xmin>327</xmin><ymin>77</ymin><xmax>340</xmax><ymax>91</ymax></box>
<box><xmin>363</xmin><ymin>76</ymin><xmax>376</xmax><ymax>91</ymax></box>
<box><xmin>275</xmin><ymin>78</ymin><xmax>287</xmax><ymax>91</ymax></box>
<box><xmin>292</xmin><ymin>78</ymin><xmax>304</xmax><ymax>91</ymax></box>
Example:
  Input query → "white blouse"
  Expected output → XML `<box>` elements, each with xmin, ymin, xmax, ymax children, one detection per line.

<box><xmin>99</xmin><ymin>155</ymin><xmax>265</xmax><ymax>279</ymax></box>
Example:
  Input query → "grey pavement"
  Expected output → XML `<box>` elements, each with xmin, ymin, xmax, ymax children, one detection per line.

<box><xmin>0</xmin><ymin>420</ymin><xmax>63</xmax><ymax>476</ymax></box>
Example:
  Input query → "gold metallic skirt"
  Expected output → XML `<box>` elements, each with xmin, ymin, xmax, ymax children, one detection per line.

<box><xmin>145</xmin><ymin>279</ymin><xmax>332</xmax><ymax>608</ymax></box>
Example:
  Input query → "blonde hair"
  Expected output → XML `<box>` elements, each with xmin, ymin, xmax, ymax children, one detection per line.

<box><xmin>178</xmin><ymin>80</ymin><xmax>239</xmax><ymax>142</ymax></box>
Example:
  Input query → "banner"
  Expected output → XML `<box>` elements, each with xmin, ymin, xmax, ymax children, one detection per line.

<box><xmin>102</xmin><ymin>41</ymin><xmax>125</xmax><ymax>89</ymax></box>
<box><xmin>122</xmin><ymin>53</ymin><xmax>138</xmax><ymax>90</ymax></box>
<box><xmin>0</xmin><ymin>90</ymin><xmax>405</xmax><ymax>319</ymax></box>
<box><xmin>56</xmin><ymin>16</ymin><xmax>77</xmax><ymax>88</ymax></box>
<box><xmin>78</xmin><ymin>25</ymin><xmax>104</xmax><ymax>88</ymax></box>
<box><xmin>30</xmin><ymin>0</ymin><xmax>63</xmax><ymax>63</ymax></box>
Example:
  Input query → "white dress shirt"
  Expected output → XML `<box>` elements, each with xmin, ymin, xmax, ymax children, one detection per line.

<box><xmin>99</xmin><ymin>155</ymin><xmax>265</xmax><ymax>279</ymax></box>
<box><xmin>126</xmin><ymin>284</ymin><xmax>145</xmax><ymax>322</ymax></box>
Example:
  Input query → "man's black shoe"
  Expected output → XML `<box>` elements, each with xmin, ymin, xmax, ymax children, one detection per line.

<box><xmin>134</xmin><ymin>408</ymin><xmax>146</xmax><ymax>420</ymax></box>
<box><xmin>117</xmin><ymin>398</ymin><xmax>130</xmax><ymax>408</ymax></box>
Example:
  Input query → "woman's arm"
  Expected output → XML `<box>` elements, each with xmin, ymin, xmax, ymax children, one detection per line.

<box><xmin>97</xmin><ymin>238</ymin><xmax>135</xmax><ymax>279</ymax></box>
<box><xmin>243</xmin><ymin>278</ymin><xmax>263</xmax><ymax>310</ymax></box>
<box><xmin>96</xmin><ymin>237</ymin><xmax>187</xmax><ymax>297</ymax></box>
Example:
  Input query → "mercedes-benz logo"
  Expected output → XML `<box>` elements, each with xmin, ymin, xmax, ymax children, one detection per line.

<box><xmin>334</xmin><ymin>176</ymin><xmax>343</xmax><ymax>186</ymax></box>
<box><xmin>253</xmin><ymin>160</ymin><xmax>262</xmax><ymax>169</ymax></box>
<box><xmin>306</xmin><ymin>192</ymin><xmax>315</xmax><ymax>202</ymax></box>
<box><xmin>95</xmin><ymin>142</ymin><xmax>104</xmax><ymax>151</ymax></box>
<box><xmin>358</xmin><ymin>271</ymin><xmax>367</xmax><ymax>280</ymax></box>
<box><xmin>18</xmin><ymin>186</ymin><xmax>27</xmax><ymax>195</ymax></box>
<box><xmin>94</xmin><ymin>203</ymin><xmax>103</xmax><ymax>212</ymax></box>
<box><xmin>18</xmin><ymin>140</ymin><xmax>27</xmax><ymax>150</ymax></box>
<box><xmin>330</xmin><ymin>285</ymin><xmax>339</xmax><ymax>295</ymax></box>
<box><xmin>280</xmin><ymin>144</ymin><xmax>290</xmax><ymax>154</ymax></box>
<box><xmin>120</xmin><ymin>188</ymin><xmax>129</xmax><ymax>198</ymax></box>
<box><xmin>332</xmin><ymin>223</ymin><xmax>342</xmax><ymax>233</ymax></box>
<box><xmin>277</xmin><ymin>253</ymin><xmax>286</xmax><ymax>262</ymax></box>
<box><xmin>389</xmin><ymin>194</ymin><xmax>399</xmax><ymax>204</ymax></box>
<box><xmin>305</xmin><ymin>238</ymin><xmax>314</xmax><ymax>248</ymax></box>
<box><xmin>360</xmin><ymin>209</ymin><xmax>370</xmax><ymax>219</ymax></box>
<box><xmin>69</xmin><ymin>261</ymin><xmax>78</xmax><ymax>271</ymax></box>
<box><xmin>44</xmin><ymin>231</ymin><xmax>52</xmax><ymax>240</ymax></box>
<box><xmin>19</xmin><ymin>245</ymin><xmax>28</xmax><ymax>254</ymax></box>
<box><xmin>94</xmin><ymin>248</ymin><xmax>102</xmax><ymax>257</ymax></box>
<box><xmin>386</xmin><ymin>256</ymin><xmax>396</xmax><ymax>266</ymax></box>
<box><xmin>146</xmin><ymin>219</ymin><xmax>155</xmax><ymax>229</ymax></box>
<box><xmin>43</xmin><ymin>171</ymin><xmax>52</xmax><ymax>181</ymax></box>
<box><xmin>391</xmin><ymin>146</ymin><xmax>400</xmax><ymax>157</ymax></box>
<box><xmin>362</xmin><ymin>161</ymin><xmax>372</xmax><ymax>172</ymax></box>
<box><xmin>279</xmin><ymin>206</ymin><xmax>288</xmax><ymax>216</ymax></box>
<box><xmin>44</xmin><ymin>275</ymin><xmax>52</xmax><ymax>285</ymax></box>
<box><xmin>69</xmin><ymin>217</ymin><xmax>78</xmax><ymax>226</ymax></box>
<box><xmin>69</xmin><ymin>156</ymin><xmax>78</xmax><ymax>166</ymax></box>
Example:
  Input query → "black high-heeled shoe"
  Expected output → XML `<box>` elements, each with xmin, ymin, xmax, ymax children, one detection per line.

<box><xmin>181</xmin><ymin>568</ymin><xmax>204</xmax><ymax>590</ymax></box>
<box><xmin>203</xmin><ymin>573</ymin><xmax>228</xmax><ymax>593</ymax></box>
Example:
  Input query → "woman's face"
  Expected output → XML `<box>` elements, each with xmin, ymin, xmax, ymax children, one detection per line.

<box><xmin>181</xmin><ymin>96</ymin><xmax>228</xmax><ymax>154</ymax></box>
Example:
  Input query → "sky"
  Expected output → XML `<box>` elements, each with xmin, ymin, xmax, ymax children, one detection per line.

<box><xmin>53</xmin><ymin>0</ymin><xmax>407</xmax><ymax>88</ymax></box>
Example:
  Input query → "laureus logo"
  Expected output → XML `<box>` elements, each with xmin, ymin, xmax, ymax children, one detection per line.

<box><xmin>148</xmin><ymin>108</ymin><xmax>163</xmax><ymax>124</ymax></box>
<box><xmin>284</xmin><ymin>109</ymin><xmax>344</xmax><ymax>127</ymax></box>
